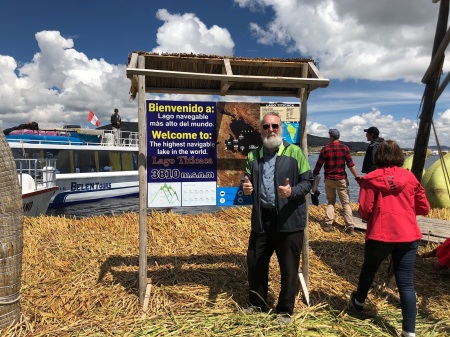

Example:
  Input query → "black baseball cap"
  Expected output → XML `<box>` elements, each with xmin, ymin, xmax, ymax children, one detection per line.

<box><xmin>364</xmin><ymin>126</ymin><xmax>379</xmax><ymax>137</ymax></box>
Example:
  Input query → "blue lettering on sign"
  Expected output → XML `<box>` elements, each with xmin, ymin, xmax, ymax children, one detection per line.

<box><xmin>70</xmin><ymin>182</ymin><xmax>112</xmax><ymax>191</ymax></box>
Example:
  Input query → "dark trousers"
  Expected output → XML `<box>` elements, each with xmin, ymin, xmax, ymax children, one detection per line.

<box><xmin>355</xmin><ymin>240</ymin><xmax>418</xmax><ymax>333</ymax></box>
<box><xmin>247</xmin><ymin>208</ymin><xmax>304</xmax><ymax>315</ymax></box>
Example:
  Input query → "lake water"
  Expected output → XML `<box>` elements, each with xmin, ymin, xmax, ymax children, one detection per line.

<box><xmin>47</xmin><ymin>154</ymin><xmax>440</xmax><ymax>218</ymax></box>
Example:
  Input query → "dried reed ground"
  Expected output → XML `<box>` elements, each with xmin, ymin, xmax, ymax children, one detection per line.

<box><xmin>3</xmin><ymin>205</ymin><xmax>450</xmax><ymax>336</ymax></box>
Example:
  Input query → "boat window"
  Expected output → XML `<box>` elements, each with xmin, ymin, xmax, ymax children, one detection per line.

<box><xmin>11</xmin><ymin>148</ymin><xmax>26</xmax><ymax>159</ymax></box>
<box><xmin>98</xmin><ymin>151</ymin><xmax>111</xmax><ymax>172</ymax></box>
<box><xmin>109</xmin><ymin>152</ymin><xmax>122</xmax><ymax>171</ymax></box>
<box><xmin>121</xmin><ymin>152</ymin><xmax>134</xmax><ymax>171</ymax></box>
<box><xmin>103</xmin><ymin>151</ymin><xmax>138</xmax><ymax>171</ymax></box>
<box><xmin>11</xmin><ymin>147</ymin><xmax>139</xmax><ymax>173</ymax></box>
<box><xmin>17</xmin><ymin>150</ymin><xmax>42</xmax><ymax>170</ymax></box>
<box><xmin>133</xmin><ymin>152</ymin><xmax>138</xmax><ymax>170</ymax></box>
<box><xmin>73</xmin><ymin>150</ymin><xmax>97</xmax><ymax>173</ymax></box>
<box><xmin>46</xmin><ymin>150</ymin><xmax>71</xmax><ymax>173</ymax></box>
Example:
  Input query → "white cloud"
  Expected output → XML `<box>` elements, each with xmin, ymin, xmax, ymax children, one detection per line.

<box><xmin>152</xmin><ymin>9</ymin><xmax>235</xmax><ymax>56</ymax></box>
<box><xmin>307</xmin><ymin>106</ymin><xmax>450</xmax><ymax>149</ymax></box>
<box><xmin>235</xmin><ymin>0</ymin><xmax>440</xmax><ymax>82</ymax></box>
<box><xmin>0</xmin><ymin>11</ymin><xmax>237</xmax><ymax>129</ymax></box>
<box><xmin>2</xmin><ymin>4</ymin><xmax>449</xmax><ymax>150</ymax></box>
<box><xmin>0</xmin><ymin>31</ymin><xmax>134</xmax><ymax>127</ymax></box>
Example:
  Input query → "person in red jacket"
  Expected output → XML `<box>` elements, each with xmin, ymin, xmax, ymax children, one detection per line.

<box><xmin>350</xmin><ymin>140</ymin><xmax>430</xmax><ymax>337</ymax></box>
<box><xmin>422</xmin><ymin>238</ymin><xmax>450</xmax><ymax>270</ymax></box>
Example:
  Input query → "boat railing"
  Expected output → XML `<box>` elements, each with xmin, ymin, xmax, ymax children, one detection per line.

<box><xmin>7</xmin><ymin>128</ymin><xmax>139</xmax><ymax>148</ymax></box>
<box><xmin>15</xmin><ymin>158</ymin><xmax>58</xmax><ymax>191</ymax></box>
<box><xmin>100</xmin><ymin>129</ymin><xmax>139</xmax><ymax>147</ymax></box>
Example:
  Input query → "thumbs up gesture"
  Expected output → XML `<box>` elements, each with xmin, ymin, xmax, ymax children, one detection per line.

<box><xmin>278</xmin><ymin>178</ymin><xmax>291</xmax><ymax>199</ymax></box>
<box><xmin>242</xmin><ymin>176</ymin><xmax>253</xmax><ymax>196</ymax></box>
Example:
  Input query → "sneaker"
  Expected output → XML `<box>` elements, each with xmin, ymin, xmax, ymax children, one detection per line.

<box><xmin>401</xmin><ymin>331</ymin><xmax>415</xmax><ymax>337</ymax></box>
<box><xmin>242</xmin><ymin>306</ymin><xmax>262</xmax><ymax>314</ymax></box>
<box><xmin>345</xmin><ymin>226</ymin><xmax>355</xmax><ymax>235</ymax></box>
<box><xmin>422</xmin><ymin>250</ymin><xmax>436</xmax><ymax>258</ymax></box>
<box><xmin>323</xmin><ymin>225</ymin><xmax>334</xmax><ymax>232</ymax></box>
<box><xmin>277</xmin><ymin>314</ymin><xmax>291</xmax><ymax>325</ymax></box>
<box><xmin>350</xmin><ymin>292</ymin><xmax>363</xmax><ymax>313</ymax></box>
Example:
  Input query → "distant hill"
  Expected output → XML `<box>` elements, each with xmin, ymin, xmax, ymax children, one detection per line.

<box><xmin>307</xmin><ymin>134</ymin><xmax>368</xmax><ymax>152</ymax></box>
<box><xmin>307</xmin><ymin>136</ymin><xmax>450</xmax><ymax>153</ymax></box>
<box><xmin>428</xmin><ymin>145</ymin><xmax>450</xmax><ymax>151</ymax></box>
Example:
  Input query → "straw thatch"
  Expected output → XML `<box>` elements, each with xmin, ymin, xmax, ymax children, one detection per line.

<box><xmin>126</xmin><ymin>53</ymin><xmax>329</xmax><ymax>99</ymax></box>
<box><xmin>0</xmin><ymin>130</ymin><xmax>23</xmax><ymax>328</ymax></box>
<box><xmin>1</xmin><ymin>205</ymin><xmax>449</xmax><ymax>336</ymax></box>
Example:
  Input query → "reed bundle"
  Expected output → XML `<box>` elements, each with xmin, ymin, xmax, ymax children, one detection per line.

<box><xmin>2</xmin><ymin>205</ymin><xmax>449</xmax><ymax>336</ymax></box>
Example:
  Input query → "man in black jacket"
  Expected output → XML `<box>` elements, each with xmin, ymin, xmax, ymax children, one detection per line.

<box><xmin>362</xmin><ymin>126</ymin><xmax>384</xmax><ymax>174</ymax></box>
<box><xmin>242</xmin><ymin>112</ymin><xmax>313</xmax><ymax>320</ymax></box>
<box><xmin>111</xmin><ymin>108</ymin><xmax>121</xmax><ymax>128</ymax></box>
<box><xmin>110</xmin><ymin>108</ymin><xmax>122</xmax><ymax>145</ymax></box>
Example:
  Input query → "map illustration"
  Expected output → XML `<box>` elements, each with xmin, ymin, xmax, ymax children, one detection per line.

<box><xmin>284</xmin><ymin>122</ymin><xmax>300</xmax><ymax>144</ymax></box>
<box><xmin>216</xmin><ymin>102</ymin><xmax>261</xmax><ymax>187</ymax></box>
<box><xmin>216</xmin><ymin>102</ymin><xmax>300</xmax><ymax>187</ymax></box>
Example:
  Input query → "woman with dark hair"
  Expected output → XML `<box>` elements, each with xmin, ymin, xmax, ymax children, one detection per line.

<box><xmin>351</xmin><ymin>140</ymin><xmax>430</xmax><ymax>337</ymax></box>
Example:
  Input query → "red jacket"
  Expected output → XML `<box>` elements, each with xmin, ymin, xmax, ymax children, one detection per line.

<box><xmin>358</xmin><ymin>166</ymin><xmax>430</xmax><ymax>242</ymax></box>
<box><xmin>436</xmin><ymin>238</ymin><xmax>450</xmax><ymax>268</ymax></box>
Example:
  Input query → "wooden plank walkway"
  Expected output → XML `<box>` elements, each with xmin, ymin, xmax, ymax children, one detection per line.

<box><xmin>352</xmin><ymin>213</ymin><xmax>449</xmax><ymax>244</ymax></box>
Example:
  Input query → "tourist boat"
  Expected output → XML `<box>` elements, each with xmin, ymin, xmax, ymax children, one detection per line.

<box><xmin>17</xmin><ymin>158</ymin><xmax>58</xmax><ymax>216</ymax></box>
<box><xmin>6</xmin><ymin>126</ymin><xmax>139</xmax><ymax>208</ymax></box>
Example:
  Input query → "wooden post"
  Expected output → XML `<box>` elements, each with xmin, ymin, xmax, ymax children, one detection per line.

<box><xmin>138</xmin><ymin>55</ymin><xmax>148</xmax><ymax>304</ymax></box>
<box><xmin>298</xmin><ymin>64</ymin><xmax>310</xmax><ymax>305</ymax></box>
<box><xmin>411</xmin><ymin>0</ymin><xmax>449</xmax><ymax>181</ymax></box>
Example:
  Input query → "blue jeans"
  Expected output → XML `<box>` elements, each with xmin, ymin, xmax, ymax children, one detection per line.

<box><xmin>355</xmin><ymin>240</ymin><xmax>419</xmax><ymax>333</ymax></box>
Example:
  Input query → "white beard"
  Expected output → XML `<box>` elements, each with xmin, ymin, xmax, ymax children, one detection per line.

<box><xmin>263</xmin><ymin>134</ymin><xmax>283</xmax><ymax>149</ymax></box>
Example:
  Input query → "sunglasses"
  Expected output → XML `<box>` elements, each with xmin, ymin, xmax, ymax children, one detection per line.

<box><xmin>262</xmin><ymin>123</ymin><xmax>279</xmax><ymax>130</ymax></box>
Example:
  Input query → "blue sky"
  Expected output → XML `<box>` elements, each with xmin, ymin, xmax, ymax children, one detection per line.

<box><xmin>1</xmin><ymin>0</ymin><xmax>450</xmax><ymax>148</ymax></box>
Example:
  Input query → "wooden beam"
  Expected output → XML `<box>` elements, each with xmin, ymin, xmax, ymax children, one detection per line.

<box><xmin>136</xmin><ymin>54</ymin><xmax>315</xmax><ymax>68</ymax></box>
<box><xmin>141</xmin><ymin>281</ymin><xmax>152</xmax><ymax>318</ymax></box>
<box><xmin>138</xmin><ymin>55</ymin><xmax>148</xmax><ymax>305</ymax></box>
<box><xmin>144</xmin><ymin>87</ymin><xmax>311</xmax><ymax>97</ymax></box>
<box><xmin>261</xmin><ymin>82</ymin><xmax>309</xmax><ymax>89</ymax></box>
<box><xmin>298</xmin><ymin>64</ymin><xmax>309</xmax><ymax>97</ymax></box>
<box><xmin>222</xmin><ymin>58</ymin><xmax>233</xmax><ymax>75</ymax></box>
<box><xmin>422</xmin><ymin>26</ymin><xmax>450</xmax><ymax>83</ymax></box>
<box><xmin>127</xmin><ymin>53</ymin><xmax>138</xmax><ymax>71</ymax></box>
<box><xmin>437</xmin><ymin>70</ymin><xmax>450</xmax><ymax>98</ymax></box>
<box><xmin>299</xmin><ymin>63</ymin><xmax>310</xmax><ymax>306</ymax></box>
<box><xmin>126</xmin><ymin>67</ymin><xmax>330</xmax><ymax>87</ymax></box>
<box><xmin>127</xmin><ymin>53</ymin><xmax>139</xmax><ymax>100</ymax></box>
<box><xmin>307</xmin><ymin>62</ymin><xmax>325</xmax><ymax>79</ymax></box>
<box><xmin>412</xmin><ymin>0</ymin><xmax>449</xmax><ymax>181</ymax></box>
<box><xmin>220</xmin><ymin>58</ymin><xmax>233</xmax><ymax>96</ymax></box>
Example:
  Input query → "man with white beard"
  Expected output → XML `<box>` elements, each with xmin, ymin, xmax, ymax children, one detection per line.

<box><xmin>242</xmin><ymin>112</ymin><xmax>313</xmax><ymax>322</ymax></box>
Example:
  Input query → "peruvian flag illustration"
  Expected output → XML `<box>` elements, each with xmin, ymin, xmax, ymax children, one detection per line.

<box><xmin>88</xmin><ymin>110</ymin><xmax>100</xmax><ymax>127</ymax></box>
